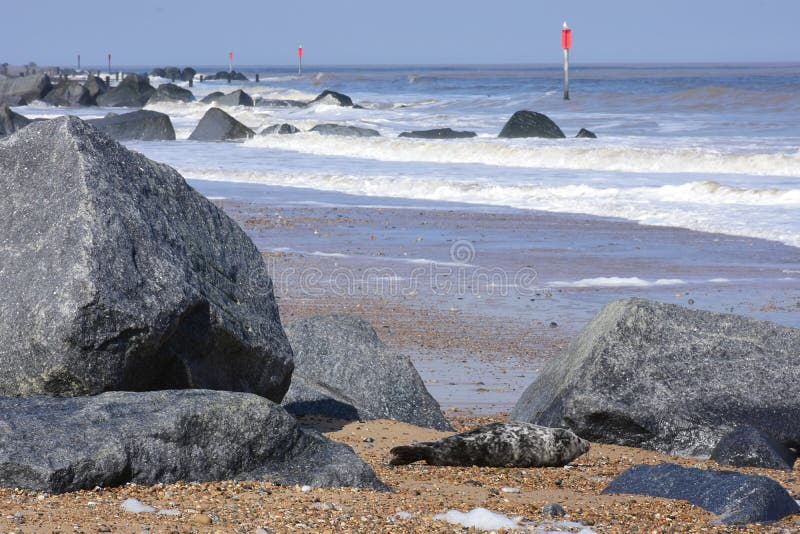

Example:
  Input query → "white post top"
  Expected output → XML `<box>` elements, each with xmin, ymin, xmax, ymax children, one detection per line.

<box><xmin>563</xmin><ymin>21</ymin><xmax>568</xmax><ymax>29</ymax></box>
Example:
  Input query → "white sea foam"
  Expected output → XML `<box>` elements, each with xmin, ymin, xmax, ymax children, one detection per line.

<box><xmin>434</xmin><ymin>508</ymin><xmax>521</xmax><ymax>531</ymax></box>
<box><xmin>182</xmin><ymin>168</ymin><xmax>800</xmax><ymax>248</ymax></box>
<box><xmin>244</xmin><ymin>135</ymin><xmax>800</xmax><ymax>177</ymax></box>
<box><xmin>550</xmin><ymin>277</ymin><xmax>687</xmax><ymax>288</ymax></box>
<box><xmin>121</xmin><ymin>498</ymin><xmax>156</xmax><ymax>513</ymax></box>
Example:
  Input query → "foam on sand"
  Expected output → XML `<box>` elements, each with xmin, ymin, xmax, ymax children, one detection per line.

<box><xmin>550</xmin><ymin>277</ymin><xmax>687</xmax><ymax>288</ymax></box>
<box><xmin>434</xmin><ymin>508</ymin><xmax>521</xmax><ymax>530</ymax></box>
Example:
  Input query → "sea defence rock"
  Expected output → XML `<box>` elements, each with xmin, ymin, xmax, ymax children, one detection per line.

<box><xmin>181</xmin><ymin>67</ymin><xmax>197</xmax><ymax>82</ymax></box>
<box><xmin>308</xmin><ymin>89</ymin><xmax>354</xmax><ymax>107</ymax></box>
<box><xmin>399</xmin><ymin>128</ymin><xmax>476</xmax><ymax>139</ymax></box>
<box><xmin>206</xmin><ymin>70</ymin><xmax>249</xmax><ymax>81</ymax></box>
<box><xmin>87</xmin><ymin>110</ymin><xmax>176</xmax><ymax>141</ymax></box>
<box><xmin>0</xmin><ymin>104</ymin><xmax>31</xmax><ymax>136</ymax></box>
<box><xmin>200</xmin><ymin>91</ymin><xmax>224</xmax><ymax>104</ymax></box>
<box><xmin>42</xmin><ymin>80</ymin><xmax>93</xmax><ymax>107</ymax></box>
<box><xmin>84</xmin><ymin>75</ymin><xmax>108</xmax><ymax>101</ymax></box>
<box><xmin>211</xmin><ymin>89</ymin><xmax>254</xmax><ymax>107</ymax></box>
<box><xmin>0</xmin><ymin>390</ymin><xmax>387</xmax><ymax>493</ymax></box>
<box><xmin>711</xmin><ymin>426</ymin><xmax>797</xmax><ymax>471</ymax></box>
<box><xmin>282</xmin><ymin>315</ymin><xmax>452</xmax><ymax>431</ymax></box>
<box><xmin>0</xmin><ymin>117</ymin><xmax>292</xmax><ymax>400</ymax></box>
<box><xmin>96</xmin><ymin>74</ymin><xmax>155</xmax><ymax>107</ymax></box>
<box><xmin>602</xmin><ymin>463</ymin><xmax>799</xmax><ymax>525</ymax></box>
<box><xmin>576</xmin><ymin>128</ymin><xmax>597</xmax><ymax>138</ymax></box>
<box><xmin>0</xmin><ymin>73</ymin><xmax>52</xmax><ymax>105</ymax></box>
<box><xmin>261</xmin><ymin>123</ymin><xmax>300</xmax><ymax>135</ymax></box>
<box><xmin>310</xmin><ymin>124</ymin><xmax>380</xmax><ymax>137</ymax></box>
<box><xmin>147</xmin><ymin>83</ymin><xmax>195</xmax><ymax>104</ymax></box>
<box><xmin>498</xmin><ymin>110</ymin><xmax>565</xmax><ymax>139</ymax></box>
<box><xmin>256</xmin><ymin>98</ymin><xmax>306</xmax><ymax>108</ymax></box>
<box><xmin>510</xmin><ymin>298</ymin><xmax>800</xmax><ymax>457</ymax></box>
<box><xmin>189</xmin><ymin>108</ymin><xmax>255</xmax><ymax>141</ymax></box>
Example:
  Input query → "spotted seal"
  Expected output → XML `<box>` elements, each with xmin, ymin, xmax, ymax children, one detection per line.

<box><xmin>389</xmin><ymin>422</ymin><xmax>590</xmax><ymax>467</ymax></box>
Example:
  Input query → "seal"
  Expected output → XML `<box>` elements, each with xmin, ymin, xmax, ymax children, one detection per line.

<box><xmin>389</xmin><ymin>422</ymin><xmax>590</xmax><ymax>467</ymax></box>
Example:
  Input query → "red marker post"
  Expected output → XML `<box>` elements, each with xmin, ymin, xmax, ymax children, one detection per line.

<box><xmin>297</xmin><ymin>45</ymin><xmax>303</xmax><ymax>76</ymax></box>
<box><xmin>228</xmin><ymin>51</ymin><xmax>233</xmax><ymax>73</ymax></box>
<box><xmin>561</xmin><ymin>22</ymin><xmax>572</xmax><ymax>100</ymax></box>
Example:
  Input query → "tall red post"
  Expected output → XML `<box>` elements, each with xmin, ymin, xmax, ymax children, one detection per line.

<box><xmin>561</xmin><ymin>22</ymin><xmax>572</xmax><ymax>100</ymax></box>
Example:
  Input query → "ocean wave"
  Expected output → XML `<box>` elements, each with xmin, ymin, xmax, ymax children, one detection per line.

<box><xmin>550</xmin><ymin>277</ymin><xmax>687</xmax><ymax>288</ymax></box>
<box><xmin>180</xmin><ymin>168</ymin><xmax>800</xmax><ymax>248</ymax></box>
<box><xmin>244</xmin><ymin>135</ymin><xmax>800</xmax><ymax>177</ymax></box>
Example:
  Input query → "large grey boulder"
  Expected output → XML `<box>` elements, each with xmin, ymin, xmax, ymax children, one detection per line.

<box><xmin>0</xmin><ymin>117</ymin><xmax>292</xmax><ymax>400</ymax></box>
<box><xmin>711</xmin><ymin>426</ymin><xmax>797</xmax><ymax>471</ymax></box>
<box><xmin>87</xmin><ymin>110</ymin><xmax>176</xmax><ymax>141</ymax></box>
<box><xmin>189</xmin><ymin>107</ymin><xmax>255</xmax><ymax>141</ymax></box>
<box><xmin>498</xmin><ymin>110</ymin><xmax>565</xmax><ymax>139</ymax></box>
<box><xmin>42</xmin><ymin>80</ymin><xmax>93</xmax><ymax>107</ymax></box>
<box><xmin>307</xmin><ymin>89</ymin><xmax>354</xmax><ymax>107</ymax></box>
<box><xmin>147</xmin><ymin>83</ymin><xmax>195</xmax><ymax>104</ymax></box>
<box><xmin>310</xmin><ymin>124</ymin><xmax>379</xmax><ymax>137</ymax></box>
<box><xmin>181</xmin><ymin>67</ymin><xmax>197</xmax><ymax>82</ymax></box>
<box><xmin>96</xmin><ymin>74</ymin><xmax>155</xmax><ymax>107</ymax></box>
<box><xmin>510</xmin><ymin>298</ymin><xmax>800</xmax><ymax>457</ymax></box>
<box><xmin>0</xmin><ymin>104</ymin><xmax>30</xmax><ymax>136</ymax></box>
<box><xmin>206</xmin><ymin>70</ymin><xmax>249</xmax><ymax>81</ymax></box>
<box><xmin>0</xmin><ymin>390</ymin><xmax>387</xmax><ymax>493</ymax></box>
<box><xmin>282</xmin><ymin>315</ymin><xmax>452</xmax><ymax>431</ymax></box>
<box><xmin>209</xmin><ymin>89</ymin><xmax>254</xmax><ymax>107</ymax></box>
<box><xmin>0</xmin><ymin>73</ymin><xmax>52</xmax><ymax>105</ymax></box>
<box><xmin>200</xmin><ymin>91</ymin><xmax>224</xmax><ymax>104</ymax></box>
<box><xmin>399</xmin><ymin>128</ymin><xmax>476</xmax><ymax>139</ymax></box>
<box><xmin>84</xmin><ymin>75</ymin><xmax>108</xmax><ymax>101</ymax></box>
<box><xmin>602</xmin><ymin>463</ymin><xmax>799</xmax><ymax>525</ymax></box>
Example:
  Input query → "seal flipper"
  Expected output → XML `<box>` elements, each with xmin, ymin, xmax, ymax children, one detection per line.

<box><xmin>389</xmin><ymin>444</ymin><xmax>432</xmax><ymax>466</ymax></box>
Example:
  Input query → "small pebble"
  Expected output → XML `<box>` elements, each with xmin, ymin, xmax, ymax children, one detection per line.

<box><xmin>500</xmin><ymin>487</ymin><xmax>520</xmax><ymax>493</ymax></box>
<box><xmin>191</xmin><ymin>513</ymin><xmax>212</xmax><ymax>526</ymax></box>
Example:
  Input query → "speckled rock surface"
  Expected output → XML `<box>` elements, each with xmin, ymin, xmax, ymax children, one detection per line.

<box><xmin>0</xmin><ymin>390</ymin><xmax>387</xmax><ymax>493</ymax></box>
<box><xmin>283</xmin><ymin>315</ymin><xmax>452</xmax><ymax>431</ymax></box>
<box><xmin>0</xmin><ymin>117</ymin><xmax>292</xmax><ymax>399</ymax></box>
<box><xmin>511</xmin><ymin>298</ymin><xmax>800</xmax><ymax>456</ymax></box>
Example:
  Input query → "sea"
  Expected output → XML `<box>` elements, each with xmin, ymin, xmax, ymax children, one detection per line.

<box><xmin>20</xmin><ymin>62</ymin><xmax>800</xmax><ymax>247</ymax></box>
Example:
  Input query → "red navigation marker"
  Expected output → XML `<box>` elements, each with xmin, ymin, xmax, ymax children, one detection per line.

<box><xmin>298</xmin><ymin>46</ymin><xmax>303</xmax><ymax>58</ymax></box>
<box><xmin>229</xmin><ymin>51</ymin><xmax>233</xmax><ymax>61</ymax></box>
<box><xmin>297</xmin><ymin>44</ymin><xmax>303</xmax><ymax>76</ymax></box>
<box><xmin>561</xmin><ymin>22</ymin><xmax>571</xmax><ymax>100</ymax></box>
<box><xmin>561</xmin><ymin>25</ymin><xmax>572</xmax><ymax>50</ymax></box>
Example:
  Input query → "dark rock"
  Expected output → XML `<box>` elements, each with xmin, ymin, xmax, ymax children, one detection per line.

<box><xmin>147</xmin><ymin>83</ymin><xmax>195</xmax><ymax>104</ymax></box>
<box><xmin>510</xmin><ymin>298</ymin><xmax>800</xmax><ymax>457</ymax></box>
<box><xmin>576</xmin><ymin>128</ymin><xmax>597</xmax><ymax>138</ymax></box>
<box><xmin>200</xmin><ymin>91</ymin><xmax>224</xmax><ymax>104</ymax></box>
<box><xmin>163</xmin><ymin>66</ymin><xmax>182</xmax><ymax>80</ymax></box>
<box><xmin>189</xmin><ymin>107</ymin><xmax>255</xmax><ymax>141</ymax></box>
<box><xmin>210</xmin><ymin>89</ymin><xmax>254</xmax><ymax>107</ymax></box>
<box><xmin>310</xmin><ymin>124</ymin><xmax>379</xmax><ymax>137</ymax></box>
<box><xmin>0</xmin><ymin>390</ymin><xmax>387</xmax><ymax>493</ymax></box>
<box><xmin>261</xmin><ymin>123</ymin><xmax>300</xmax><ymax>135</ymax></box>
<box><xmin>282</xmin><ymin>315</ymin><xmax>452</xmax><ymax>431</ymax></box>
<box><xmin>95</xmin><ymin>74</ymin><xmax>155</xmax><ymax>107</ymax></box>
<box><xmin>0</xmin><ymin>104</ymin><xmax>31</xmax><ymax>136</ymax></box>
<box><xmin>87</xmin><ymin>110</ymin><xmax>176</xmax><ymax>141</ymax></box>
<box><xmin>542</xmin><ymin>503</ymin><xmax>565</xmax><ymax>517</ymax></box>
<box><xmin>602</xmin><ymin>463</ymin><xmax>799</xmax><ymax>525</ymax></box>
<box><xmin>0</xmin><ymin>117</ymin><xmax>292</xmax><ymax>399</ymax></box>
<box><xmin>399</xmin><ymin>128</ymin><xmax>476</xmax><ymax>139</ymax></box>
<box><xmin>711</xmin><ymin>426</ymin><xmax>797</xmax><ymax>471</ymax></box>
<box><xmin>256</xmin><ymin>98</ymin><xmax>306</xmax><ymax>108</ymax></box>
<box><xmin>181</xmin><ymin>67</ymin><xmax>197</xmax><ymax>82</ymax></box>
<box><xmin>0</xmin><ymin>73</ymin><xmax>52</xmax><ymax>105</ymax></box>
<box><xmin>150</xmin><ymin>68</ymin><xmax>166</xmax><ymax>78</ymax></box>
<box><xmin>42</xmin><ymin>80</ymin><xmax>93</xmax><ymax>107</ymax></box>
<box><xmin>308</xmin><ymin>89</ymin><xmax>354</xmax><ymax>107</ymax></box>
<box><xmin>84</xmin><ymin>76</ymin><xmax>108</xmax><ymax>100</ymax></box>
<box><xmin>206</xmin><ymin>71</ymin><xmax>249</xmax><ymax>81</ymax></box>
<box><xmin>498</xmin><ymin>110</ymin><xmax>565</xmax><ymax>139</ymax></box>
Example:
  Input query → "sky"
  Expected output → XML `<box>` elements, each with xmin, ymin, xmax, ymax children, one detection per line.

<box><xmin>3</xmin><ymin>0</ymin><xmax>800</xmax><ymax>67</ymax></box>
